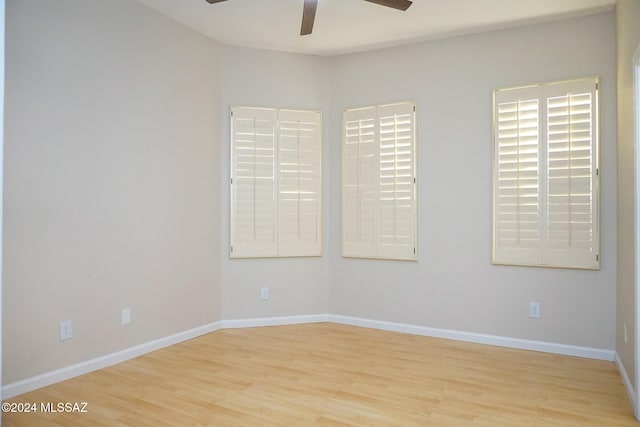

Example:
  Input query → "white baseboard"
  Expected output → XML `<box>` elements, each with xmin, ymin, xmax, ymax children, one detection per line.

<box><xmin>2</xmin><ymin>321</ymin><xmax>222</xmax><ymax>400</ymax></box>
<box><xmin>221</xmin><ymin>314</ymin><xmax>328</xmax><ymax>329</ymax></box>
<box><xmin>3</xmin><ymin>314</ymin><xmax>617</xmax><ymax>400</ymax></box>
<box><xmin>328</xmin><ymin>314</ymin><xmax>615</xmax><ymax>361</ymax></box>
<box><xmin>1</xmin><ymin>316</ymin><xmax>326</xmax><ymax>399</ymax></box>
<box><xmin>615</xmin><ymin>352</ymin><xmax>637</xmax><ymax>416</ymax></box>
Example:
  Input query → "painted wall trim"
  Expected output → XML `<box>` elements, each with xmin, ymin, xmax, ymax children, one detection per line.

<box><xmin>1</xmin><ymin>321</ymin><xmax>222</xmax><ymax>399</ymax></box>
<box><xmin>221</xmin><ymin>314</ymin><xmax>329</xmax><ymax>329</ymax></box>
<box><xmin>616</xmin><ymin>351</ymin><xmax>637</xmax><ymax>413</ymax></box>
<box><xmin>1</xmin><ymin>316</ymin><xmax>325</xmax><ymax>399</ymax></box>
<box><xmin>329</xmin><ymin>315</ymin><xmax>615</xmax><ymax>361</ymax></box>
<box><xmin>0</xmin><ymin>0</ymin><xmax>5</xmax><ymax>421</ymax></box>
<box><xmin>3</xmin><ymin>314</ymin><xmax>616</xmax><ymax>399</ymax></box>
<box><xmin>634</xmin><ymin>39</ymin><xmax>640</xmax><ymax>422</ymax></box>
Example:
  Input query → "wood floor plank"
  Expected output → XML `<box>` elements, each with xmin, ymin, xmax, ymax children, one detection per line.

<box><xmin>3</xmin><ymin>323</ymin><xmax>638</xmax><ymax>426</ymax></box>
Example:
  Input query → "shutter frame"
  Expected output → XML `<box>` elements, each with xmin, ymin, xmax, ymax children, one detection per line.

<box><xmin>492</xmin><ymin>78</ymin><xmax>599</xmax><ymax>270</ymax></box>
<box><xmin>377</xmin><ymin>102</ymin><xmax>417</xmax><ymax>261</ymax></box>
<box><xmin>230</xmin><ymin>107</ymin><xmax>278</xmax><ymax>258</ymax></box>
<box><xmin>277</xmin><ymin>109</ymin><xmax>323</xmax><ymax>257</ymax></box>
<box><xmin>342</xmin><ymin>106</ymin><xmax>378</xmax><ymax>258</ymax></box>
<box><xmin>342</xmin><ymin>102</ymin><xmax>417</xmax><ymax>261</ymax></box>
<box><xmin>541</xmin><ymin>79</ymin><xmax>599</xmax><ymax>269</ymax></box>
<box><xmin>231</xmin><ymin>106</ymin><xmax>322</xmax><ymax>258</ymax></box>
<box><xmin>493</xmin><ymin>86</ymin><xmax>542</xmax><ymax>266</ymax></box>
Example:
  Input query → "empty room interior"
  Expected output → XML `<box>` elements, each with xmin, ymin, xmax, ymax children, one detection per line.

<box><xmin>3</xmin><ymin>0</ymin><xmax>640</xmax><ymax>425</ymax></box>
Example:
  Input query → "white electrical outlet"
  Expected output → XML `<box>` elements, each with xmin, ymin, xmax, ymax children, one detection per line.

<box><xmin>529</xmin><ymin>302</ymin><xmax>541</xmax><ymax>319</ymax></box>
<box><xmin>59</xmin><ymin>319</ymin><xmax>73</xmax><ymax>341</ymax></box>
<box><xmin>260</xmin><ymin>287</ymin><xmax>269</xmax><ymax>301</ymax></box>
<box><xmin>121</xmin><ymin>308</ymin><xmax>131</xmax><ymax>326</ymax></box>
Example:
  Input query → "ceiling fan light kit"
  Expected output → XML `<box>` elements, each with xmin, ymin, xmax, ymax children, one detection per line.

<box><xmin>205</xmin><ymin>0</ymin><xmax>413</xmax><ymax>36</ymax></box>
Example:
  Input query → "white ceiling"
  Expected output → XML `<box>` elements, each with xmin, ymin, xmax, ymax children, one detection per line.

<box><xmin>135</xmin><ymin>0</ymin><xmax>616</xmax><ymax>56</ymax></box>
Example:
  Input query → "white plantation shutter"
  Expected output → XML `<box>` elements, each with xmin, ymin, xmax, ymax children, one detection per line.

<box><xmin>342</xmin><ymin>102</ymin><xmax>417</xmax><ymax>261</ymax></box>
<box><xmin>543</xmin><ymin>80</ymin><xmax>598</xmax><ymax>268</ymax></box>
<box><xmin>231</xmin><ymin>107</ymin><xmax>278</xmax><ymax>257</ymax></box>
<box><xmin>230</xmin><ymin>106</ymin><xmax>322</xmax><ymax>258</ymax></box>
<box><xmin>378</xmin><ymin>103</ymin><xmax>416</xmax><ymax>260</ymax></box>
<box><xmin>492</xmin><ymin>78</ymin><xmax>599</xmax><ymax>269</ymax></box>
<box><xmin>343</xmin><ymin>107</ymin><xmax>378</xmax><ymax>258</ymax></box>
<box><xmin>277</xmin><ymin>110</ymin><xmax>322</xmax><ymax>257</ymax></box>
<box><xmin>493</xmin><ymin>87</ymin><xmax>541</xmax><ymax>265</ymax></box>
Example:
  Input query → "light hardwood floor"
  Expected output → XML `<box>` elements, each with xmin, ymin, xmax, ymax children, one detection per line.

<box><xmin>3</xmin><ymin>323</ymin><xmax>639</xmax><ymax>426</ymax></box>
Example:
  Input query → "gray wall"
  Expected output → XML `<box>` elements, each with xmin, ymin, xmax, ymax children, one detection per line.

<box><xmin>216</xmin><ymin>11</ymin><xmax>617</xmax><ymax>351</ymax></box>
<box><xmin>616</xmin><ymin>0</ymin><xmax>640</xmax><ymax>407</ymax></box>
<box><xmin>2</xmin><ymin>0</ymin><xmax>622</xmax><ymax>389</ymax></box>
<box><xmin>0</xmin><ymin>0</ymin><xmax>5</xmax><ymax>411</ymax></box>
<box><xmin>3</xmin><ymin>0</ymin><xmax>222</xmax><ymax>383</ymax></box>
<box><xmin>219</xmin><ymin>46</ymin><xmax>332</xmax><ymax>320</ymax></box>
<box><xmin>328</xmin><ymin>13</ymin><xmax>617</xmax><ymax>350</ymax></box>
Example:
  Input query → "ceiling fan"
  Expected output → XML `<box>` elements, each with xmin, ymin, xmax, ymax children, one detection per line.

<box><xmin>204</xmin><ymin>0</ymin><xmax>413</xmax><ymax>36</ymax></box>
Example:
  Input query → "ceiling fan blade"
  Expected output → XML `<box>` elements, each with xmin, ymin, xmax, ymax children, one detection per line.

<box><xmin>204</xmin><ymin>0</ymin><xmax>228</xmax><ymax>4</ymax></box>
<box><xmin>363</xmin><ymin>0</ymin><xmax>412</xmax><ymax>11</ymax></box>
<box><xmin>300</xmin><ymin>0</ymin><xmax>318</xmax><ymax>36</ymax></box>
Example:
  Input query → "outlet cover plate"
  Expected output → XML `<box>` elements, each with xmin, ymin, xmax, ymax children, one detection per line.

<box><xmin>529</xmin><ymin>302</ymin><xmax>541</xmax><ymax>319</ymax></box>
<box><xmin>59</xmin><ymin>319</ymin><xmax>73</xmax><ymax>341</ymax></box>
<box><xmin>121</xmin><ymin>308</ymin><xmax>131</xmax><ymax>325</ymax></box>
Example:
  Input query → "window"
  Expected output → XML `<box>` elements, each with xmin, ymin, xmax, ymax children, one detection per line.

<box><xmin>492</xmin><ymin>78</ymin><xmax>599</xmax><ymax>270</ymax></box>
<box><xmin>342</xmin><ymin>101</ymin><xmax>417</xmax><ymax>261</ymax></box>
<box><xmin>230</xmin><ymin>106</ymin><xmax>322</xmax><ymax>258</ymax></box>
